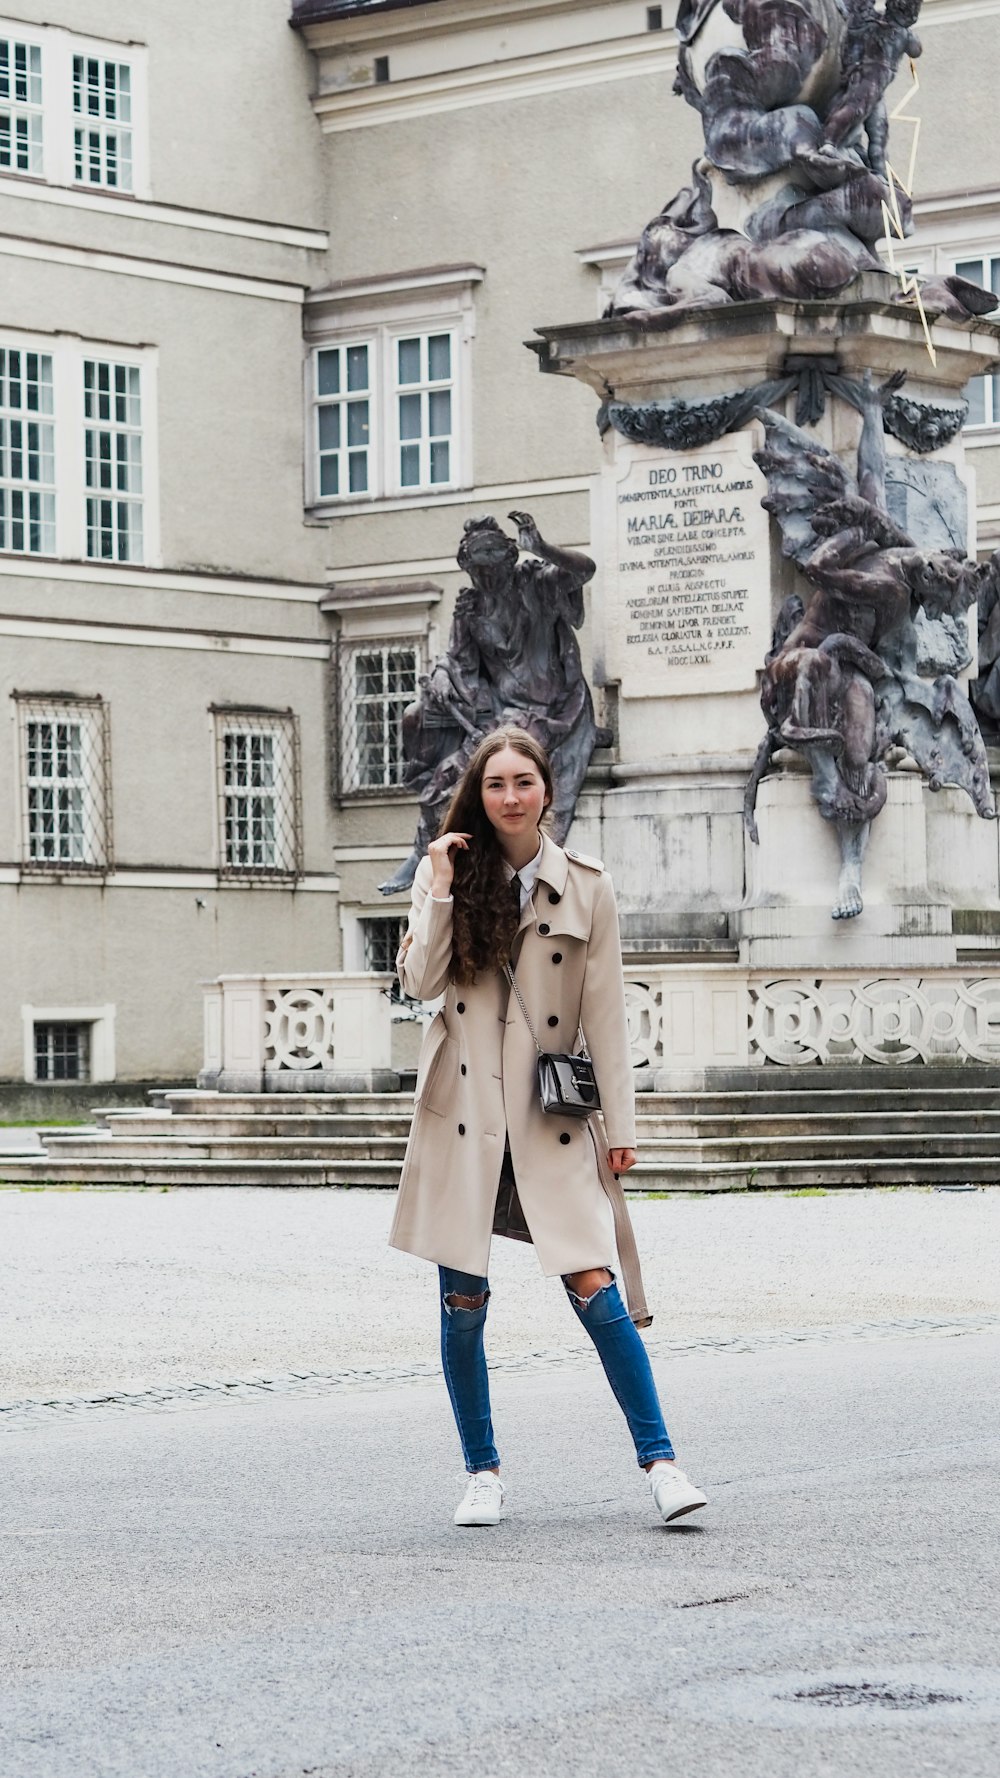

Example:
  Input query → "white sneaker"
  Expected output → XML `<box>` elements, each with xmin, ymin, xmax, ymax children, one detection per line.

<box><xmin>454</xmin><ymin>1471</ymin><xmax>504</xmax><ymax>1527</ymax></box>
<box><xmin>649</xmin><ymin>1462</ymin><xmax>707</xmax><ymax>1524</ymax></box>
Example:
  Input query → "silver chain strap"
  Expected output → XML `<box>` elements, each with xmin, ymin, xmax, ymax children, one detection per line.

<box><xmin>503</xmin><ymin>963</ymin><xmax>588</xmax><ymax>1058</ymax></box>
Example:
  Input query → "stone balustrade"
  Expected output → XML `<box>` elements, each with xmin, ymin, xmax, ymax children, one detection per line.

<box><xmin>199</xmin><ymin>965</ymin><xmax>1000</xmax><ymax>1096</ymax></box>
<box><xmin>624</xmin><ymin>965</ymin><xmax>1000</xmax><ymax>1089</ymax></box>
<box><xmin>200</xmin><ymin>972</ymin><xmax>398</xmax><ymax>1092</ymax></box>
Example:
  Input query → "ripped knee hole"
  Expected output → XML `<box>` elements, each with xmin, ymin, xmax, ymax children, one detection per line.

<box><xmin>444</xmin><ymin>1290</ymin><xmax>487</xmax><ymax>1310</ymax></box>
<box><xmin>564</xmin><ymin>1268</ymin><xmax>614</xmax><ymax>1307</ymax></box>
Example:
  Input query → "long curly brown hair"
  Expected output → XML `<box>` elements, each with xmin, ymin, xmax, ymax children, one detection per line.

<box><xmin>439</xmin><ymin>727</ymin><xmax>554</xmax><ymax>985</ymax></box>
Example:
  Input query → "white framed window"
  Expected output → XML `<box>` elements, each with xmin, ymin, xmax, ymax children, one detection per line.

<box><xmin>0</xmin><ymin>329</ymin><xmax>158</xmax><ymax>564</ymax></box>
<box><xmin>0</xmin><ymin>346</ymin><xmax>55</xmax><ymax>554</ymax></box>
<box><xmin>14</xmin><ymin>692</ymin><xmax>113</xmax><ymax>873</ymax></box>
<box><xmin>0</xmin><ymin>32</ymin><xmax>43</xmax><ymax>175</ymax></box>
<box><xmin>315</xmin><ymin>340</ymin><xmax>372</xmax><ymax>498</ymax></box>
<box><xmin>955</xmin><ymin>255</ymin><xmax>1000</xmax><ymax>429</ymax></box>
<box><xmin>311</xmin><ymin>327</ymin><xmax>458</xmax><ymax>501</ymax></box>
<box><xmin>337</xmin><ymin>640</ymin><xmax>420</xmax><ymax>794</ymax></box>
<box><xmin>393</xmin><ymin>330</ymin><xmax>455</xmax><ymax>491</ymax></box>
<box><xmin>73</xmin><ymin>51</ymin><xmax>131</xmax><ymax>190</ymax></box>
<box><xmin>212</xmin><ymin>708</ymin><xmax>303</xmax><ymax>881</ymax></box>
<box><xmin>0</xmin><ymin>20</ymin><xmax>147</xmax><ymax>196</ymax></box>
<box><xmin>84</xmin><ymin>357</ymin><xmax>143</xmax><ymax>561</ymax></box>
<box><xmin>304</xmin><ymin>265</ymin><xmax>481</xmax><ymax>506</ymax></box>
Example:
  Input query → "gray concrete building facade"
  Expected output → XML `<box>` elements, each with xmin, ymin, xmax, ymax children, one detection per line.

<box><xmin>2</xmin><ymin>0</ymin><xmax>999</xmax><ymax>1092</ymax></box>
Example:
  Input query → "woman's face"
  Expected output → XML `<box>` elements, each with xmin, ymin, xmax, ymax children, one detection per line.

<box><xmin>480</xmin><ymin>746</ymin><xmax>549</xmax><ymax>840</ymax></box>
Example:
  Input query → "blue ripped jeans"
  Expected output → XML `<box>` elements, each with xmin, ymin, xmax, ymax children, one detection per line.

<box><xmin>439</xmin><ymin>1266</ymin><xmax>676</xmax><ymax>1472</ymax></box>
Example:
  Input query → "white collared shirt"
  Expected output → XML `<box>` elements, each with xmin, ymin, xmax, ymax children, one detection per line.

<box><xmin>502</xmin><ymin>835</ymin><xmax>543</xmax><ymax>912</ymax></box>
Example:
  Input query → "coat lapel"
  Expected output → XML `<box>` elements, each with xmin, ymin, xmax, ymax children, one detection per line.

<box><xmin>534</xmin><ymin>833</ymin><xmax>591</xmax><ymax>940</ymax></box>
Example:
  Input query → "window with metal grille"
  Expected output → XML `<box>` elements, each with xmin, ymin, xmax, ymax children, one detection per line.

<box><xmin>84</xmin><ymin>357</ymin><xmax>143</xmax><ymax>561</ymax></box>
<box><xmin>214</xmin><ymin>709</ymin><xmax>303</xmax><ymax>879</ymax></box>
<box><xmin>0</xmin><ymin>34</ymin><xmax>43</xmax><ymax>174</ymax></box>
<box><xmin>955</xmin><ymin>257</ymin><xmax>1000</xmax><ymax>428</ymax></box>
<box><xmin>0</xmin><ymin>347</ymin><xmax>55</xmax><ymax>555</ymax></box>
<box><xmin>34</xmin><ymin>1020</ymin><xmax>90</xmax><ymax>1082</ymax></box>
<box><xmin>73</xmin><ymin>52</ymin><xmax>132</xmax><ymax>190</ymax></box>
<box><xmin>15</xmin><ymin>694</ymin><xmax>112</xmax><ymax>872</ymax></box>
<box><xmin>339</xmin><ymin>642</ymin><xmax>419</xmax><ymax>794</ymax></box>
<box><xmin>361</xmin><ymin>916</ymin><xmax>408</xmax><ymax>973</ymax></box>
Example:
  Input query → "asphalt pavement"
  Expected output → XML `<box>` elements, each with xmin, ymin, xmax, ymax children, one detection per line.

<box><xmin>3</xmin><ymin>1322</ymin><xmax>999</xmax><ymax>1778</ymax></box>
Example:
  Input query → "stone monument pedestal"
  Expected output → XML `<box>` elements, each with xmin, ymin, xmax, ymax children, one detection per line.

<box><xmin>533</xmin><ymin>286</ymin><xmax>1000</xmax><ymax>1080</ymax></box>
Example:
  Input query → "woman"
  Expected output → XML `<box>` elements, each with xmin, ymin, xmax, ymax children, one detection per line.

<box><xmin>391</xmin><ymin>726</ymin><xmax>707</xmax><ymax>1528</ymax></box>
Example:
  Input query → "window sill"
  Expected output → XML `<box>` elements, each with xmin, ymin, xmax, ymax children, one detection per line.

<box><xmin>16</xmin><ymin>870</ymin><xmax>109</xmax><ymax>883</ymax></box>
<box><xmin>0</xmin><ymin>170</ymin><xmax>140</xmax><ymax>202</ymax></box>
<box><xmin>0</xmin><ymin>548</ymin><xmax>148</xmax><ymax>569</ymax></box>
<box><xmin>337</xmin><ymin>790</ymin><xmax>416</xmax><ymax>807</ymax></box>
<box><xmin>305</xmin><ymin>484</ymin><xmax>471</xmax><ymax>519</ymax></box>
<box><xmin>216</xmin><ymin>877</ymin><xmax>304</xmax><ymax>889</ymax></box>
<box><xmin>964</xmin><ymin>427</ymin><xmax>1000</xmax><ymax>447</ymax></box>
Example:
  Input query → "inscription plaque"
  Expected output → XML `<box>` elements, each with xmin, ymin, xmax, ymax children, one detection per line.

<box><xmin>608</xmin><ymin>430</ymin><xmax>771</xmax><ymax>698</ymax></box>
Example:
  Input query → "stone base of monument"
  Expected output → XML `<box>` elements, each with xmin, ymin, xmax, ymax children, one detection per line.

<box><xmin>739</xmin><ymin>767</ymin><xmax>1000</xmax><ymax>969</ymax></box>
<box><xmin>537</xmin><ymin>285</ymin><xmax>1000</xmax><ymax>1088</ymax></box>
<box><xmin>571</xmin><ymin>761</ymin><xmax>1000</xmax><ymax>1090</ymax></box>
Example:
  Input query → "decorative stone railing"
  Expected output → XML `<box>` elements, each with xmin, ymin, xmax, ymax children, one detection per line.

<box><xmin>624</xmin><ymin>966</ymin><xmax>1000</xmax><ymax>1084</ymax></box>
<box><xmin>200</xmin><ymin>973</ymin><xmax>398</xmax><ymax>1092</ymax></box>
<box><xmin>200</xmin><ymin>965</ymin><xmax>1000</xmax><ymax>1095</ymax></box>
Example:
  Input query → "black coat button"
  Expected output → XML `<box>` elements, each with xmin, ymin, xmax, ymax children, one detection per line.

<box><xmin>559</xmin><ymin>1131</ymin><xmax>571</xmax><ymax>1145</ymax></box>
<box><xmin>456</xmin><ymin>1002</ymin><xmax>465</xmax><ymax>1013</ymax></box>
<box><xmin>458</xmin><ymin>1123</ymin><xmax>466</xmax><ymax>1135</ymax></box>
<box><xmin>547</xmin><ymin>1015</ymin><xmax>559</xmax><ymax>1028</ymax></box>
<box><xmin>551</xmin><ymin>952</ymin><xmax>562</xmax><ymax>964</ymax></box>
<box><xmin>548</xmin><ymin>891</ymin><xmax>560</xmax><ymax>904</ymax></box>
<box><xmin>538</xmin><ymin>923</ymin><xmax>550</xmax><ymax>935</ymax></box>
<box><xmin>460</xmin><ymin>1063</ymin><xmax>467</xmax><ymax>1075</ymax></box>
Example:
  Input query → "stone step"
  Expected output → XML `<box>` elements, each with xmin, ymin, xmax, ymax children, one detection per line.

<box><xmin>642</xmin><ymin>1112</ymin><xmax>1000</xmax><ymax>1138</ymax></box>
<box><xmin>39</xmin><ymin>1134</ymin><xmax>409</xmax><ymax>1161</ymax></box>
<box><xmin>1</xmin><ymin>1153</ymin><xmax>998</xmax><ymax>1190</ymax></box>
<box><xmin>0</xmin><ymin>1157</ymin><xmax>401</xmax><ymax>1186</ymax></box>
<box><xmin>42</xmin><ymin>1116</ymin><xmax>996</xmax><ymax>1159</ymax></box>
<box><xmin>101</xmin><ymin>1089</ymin><xmax>1000</xmax><ymax>1128</ymax></box>
<box><xmin>95</xmin><ymin>1113</ymin><xmax>415</xmax><ymax>1139</ymax></box>
<box><xmin>147</xmin><ymin>1092</ymin><xmax>417</xmax><ymax>1118</ymax></box>
<box><xmin>636</xmin><ymin>1089</ymin><xmax>1000</xmax><ymax>1116</ymax></box>
<box><xmin>90</xmin><ymin>1107</ymin><xmax>1000</xmax><ymax>1142</ymax></box>
<box><xmin>646</xmin><ymin>1132</ymin><xmax>1000</xmax><ymax>1162</ymax></box>
<box><xmin>643</xmin><ymin>1065</ymin><xmax>1000</xmax><ymax>1095</ymax></box>
<box><xmin>141</xmin><ymin>1085</ymin><xmax>1000</xmax><ymax>1120</ymax></box>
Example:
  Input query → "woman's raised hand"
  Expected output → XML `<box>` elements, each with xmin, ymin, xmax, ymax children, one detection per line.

<box><xmin>427</xmin><ymin>831</ymin><xmax>471</xmax><ymax>897</ymax></box>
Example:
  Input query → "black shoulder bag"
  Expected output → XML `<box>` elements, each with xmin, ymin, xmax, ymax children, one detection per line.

<box><xmin>504</xmin><ymin>963</ymin><xmax>601</xmax><ymax>1119</ymax></box>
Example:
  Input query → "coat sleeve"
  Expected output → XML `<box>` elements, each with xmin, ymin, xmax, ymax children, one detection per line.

<box><xmin>396</xmin><ymin>855</ymin><xmax>455</xmax><ymax>1001</ymax></box>
<box><xmin>580</xmin><ymin>871</ymin><xmax>636</xmax><ymax>1149</ymax></box>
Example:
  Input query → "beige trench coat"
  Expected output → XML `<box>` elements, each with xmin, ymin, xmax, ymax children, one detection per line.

<box><xmin>388</xmin><ymin>832</ymin><xmax>636</xmax><ymax>1279</ymax></box>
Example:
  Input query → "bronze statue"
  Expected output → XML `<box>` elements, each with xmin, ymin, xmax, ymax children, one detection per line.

<box><xmin>746</xmin><ymin>374</ymin><xmax>995</xmax><ymax>919</ymax></box>
<box><xmin>972</xmin><ymin>550</ymin><xmax>1000</xmax><ymax>739</ymax></box>
<box><xmin>821</xmin><ymin>0</ymin><xmax>922</xmax><ymax>177</ymax></box>
<box><xmin>378</xmin><ymin>513</ymin><xmax>608</xmax><ymax>896</ymax></box>
<box><xmin>608</xmin><ymin>0</ymin><xmax>991</xmax><ymax>320</ymax></box>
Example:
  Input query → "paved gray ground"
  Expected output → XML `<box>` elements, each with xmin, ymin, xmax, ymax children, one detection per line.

<box><xmin>3</xmin><ymin>1185</ymin><xmax>998</xmax><ymax>1776</ymax></box>
<box><xmin>2</xmin><ymin>1328</ymin><xmax>998</xmax><ymax>1778</ymax></box>
<box><xmin>3</xmin><ymin>1185</ymin><xmax>999</xmax><ymax>1402</ymax></box>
